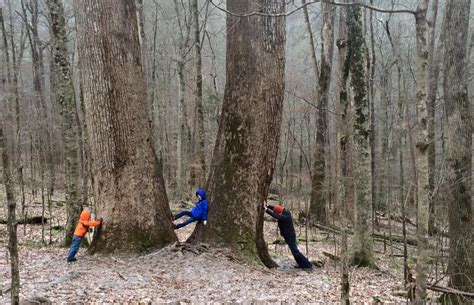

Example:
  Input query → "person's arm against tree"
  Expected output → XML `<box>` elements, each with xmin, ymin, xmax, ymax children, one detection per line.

<box><xmin>83</xmin><ymin>219</ymin><xmax>101</xmax><ymax>227</ymax></box>
<box><xmin>266</xmin><ymin>209</ymin><xmax>286</xmax><ymax>220</ymax></box>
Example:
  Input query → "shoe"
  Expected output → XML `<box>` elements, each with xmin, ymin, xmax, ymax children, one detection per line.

<box><xmin>67</xmin><ymin>258</ymin><xmax>77</xmax><ymax>263</ymax></box>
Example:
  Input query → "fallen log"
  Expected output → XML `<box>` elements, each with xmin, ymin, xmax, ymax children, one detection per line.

<box><xmin>428</xmin><ymin>284</ymin><xmax>474</xmax><ymax>298</ymax></box>
<box><xmin>312</xmin><ymin>223</ymin><xmax>418</xmax><ymax>246</ymax></box>
<box><xmin>0</xmin><ymin>216</ymin><xmax>48</xmax><ymax>225</ymax></box>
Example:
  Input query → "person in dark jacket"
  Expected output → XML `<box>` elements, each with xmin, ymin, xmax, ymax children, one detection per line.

<box><xmin>265</xmin><ymin>202</ymin><xmax>313</xmax><ymax>269</ymax></box>
<box><xmin>173</xmin><ymin>189</ymin><xmax>208</xmax><ymax>229</ymax></box>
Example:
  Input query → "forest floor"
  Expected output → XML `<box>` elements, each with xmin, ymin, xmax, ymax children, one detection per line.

<box><xmin>0</xmin><ymin>193</ymin><xmax>446</xmax><ymax>303</ymax></box>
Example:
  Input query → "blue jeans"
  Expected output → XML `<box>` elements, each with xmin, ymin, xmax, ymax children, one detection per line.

<box><xmin>174</xmin><ymin>210</ymin><xmax>196</xmax><ymax>229</ymax></box>
<box><xmin>67</xmin><ymin>236</ymin><xmax>82</xmax><ymax>261</ymax></box>
<box><xmin>285</xmin><ymin>236</ymin><xmax>313</xmax><ymax>268</ymax></box>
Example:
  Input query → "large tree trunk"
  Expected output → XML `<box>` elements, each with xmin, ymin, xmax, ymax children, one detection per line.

<box><xmin>188</xmin><ymin>0</ymin><xmax>285</xmax><ymax>268</ymax></box>
<box><xmin>1</xmin><ymin>127</ymin><xmax>20</xmax><ymax>304</ymax></box>
<box><xmin>414</xmin><ymin>0</ymin><xmax>431</xmax><ymax>303</ymax></box>
<box><xmin>309</xmin><ymin>0</ymin><xmax>335</xmax><ymax>225</ymax></box>
<box><xmin>443</xmin><ymin>0</ymin><xmax>473</xmax><ymax>299</ymax></box>
<box><xmin>347</xmin><ymin>6</ymin><xmax>374</xmax><ymax>268</ymax></box>
<box><xmin>47</xmin><ymin>0</ymin><xmax>82</xmax><ymax>246</ymax></box>
<box><xmin>74</xmin><ymin>0</ymin><xmax>177</xmax><ymax>253</ymax></box>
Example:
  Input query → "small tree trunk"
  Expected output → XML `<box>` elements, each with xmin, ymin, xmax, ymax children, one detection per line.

<box><xmin>368</xmin><ymin>0</ymin><xmax>377</xmax><ymax>227</ymax></box>
<box><xmin>347</xmin><ymin>6</ymin><xmax>374</xmax><ymax>268</ymax></box>
<box><xmin>426</xmin><ymin>0</ymin><xmax>439</xmax><ymax>236</ymax></box>
<box><xmin>414</xmin><ymin>1</ymin><xmax>431</xmax><ymax>302</ymax></box>
<box><xmin>1</xmin><ymin>127</ymin><xmax>20</xmax><ymax>304</ymax></box>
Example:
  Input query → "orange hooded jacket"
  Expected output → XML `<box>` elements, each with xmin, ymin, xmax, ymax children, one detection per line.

<box><xmin>73</xmin><ymin>210</ymin><xmax>101</xmax><ymax>237</ymax></box>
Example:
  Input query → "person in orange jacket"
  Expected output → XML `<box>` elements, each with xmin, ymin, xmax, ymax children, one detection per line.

<box><xmin>67</xmin><ymin>210</ymin><xmax>102</xmax><ymax>262</ymax></box>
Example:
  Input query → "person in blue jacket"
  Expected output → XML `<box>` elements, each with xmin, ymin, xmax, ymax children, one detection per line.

<box><xmin>173</xmin><ymin>189</ymin><xmax>208</xmax><ymax>229</ymax></box>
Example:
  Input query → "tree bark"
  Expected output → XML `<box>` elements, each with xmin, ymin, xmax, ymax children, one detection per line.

<box><xmin>443</xmin><ymin>0</ymin><xmax>473</xmax><ymax>298</ymax></box>
<box><xmin>414</xmin><ymin>0</ymin><xmax>431</xmax><ymax>303</ymax></box>
<box><xmin>309</xmin><ymin>0</ymin><xmax>335</xmax><ymax>225</ymax></box>
<box><xmin>347</xmin><ymin>6</ymin><xmax>374</xmax><ymax>268</ymax></box>
<box><xmin>1</xmin><ymin>127</ymin><xmax>20</xmax><ymax>305</ymax></box>
<box><xmin>188</xmin><ymin>0</ymin><xmax>285</xmax><ymax>268</ymax></box>
<box><xmin>74</xmin><ymin>0</ymin><xmax>177</xmax><ymax>253</ymax></box>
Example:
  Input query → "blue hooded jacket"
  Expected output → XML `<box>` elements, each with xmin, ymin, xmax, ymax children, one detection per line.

<box><xmin>191</xmin><ymin>189</ymin><xmax>208</xmax><ymax>221</ymax></box>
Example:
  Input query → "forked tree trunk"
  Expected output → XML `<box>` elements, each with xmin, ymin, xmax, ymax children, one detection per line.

<box><xmin>74</xmin><ymin>0</ymin><xmax>177</xmax><ymax>253</ymax></box>
<box><xmin>188</xmin><ymin>0</ymin><xmax>285</xmax><ymax>268</ymax></box>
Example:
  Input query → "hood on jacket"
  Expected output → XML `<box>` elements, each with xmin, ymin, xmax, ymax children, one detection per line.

<box><xmin>79</xmin><ymin>210</ymin><xmax>91</xmax><ymax>222</ymax></box>
<box><xmin>196</xmin><ymin>189</ymin><xmax>207</xmax><ymax>200</ymax></box>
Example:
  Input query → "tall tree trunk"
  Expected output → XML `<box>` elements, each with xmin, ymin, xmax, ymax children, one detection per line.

<box><xmin>173</xmin><ymin>0</ymin><xmax>191</xmax><ymax>195</ymax></box>
<box><xmin>302</xmin><ymin>0</ymin><xmax>320</xmax><ymax>99</ymax></box>
<box><xmin>1</xmin><ymin>127</ymin><xmax>20</xmax><ymax>305</ymax></box>
<box><xmin>414</xmin><ymin>0</ymin><xmax>431</xmax><ymax>302</ymax></box>
<box><xmin>368</xmin><ymin>0</ymin><xmax>377</xmax><ymax>227</ymax></box>
<box><xmin>47</xmin><ymin>0</ymin><xmax>82</xmax><ymax>246</ymax></box>
<box><xmin>188</xmin><ymin>0</ymin><xmax>285</xmax><ymax>268</ymax></box>
<box><xmin>191</xmin><ymin>0</ymin><xmax>206</xmax><ymax>188</ymax></box>
<box><xmin>336</xmin><ymin>4</ymin><xmax>350</xmax><ymax>303</ymax></box>
<box><xmin>347</xmin><ymin>6</ymin><xmax>374</xmax><ymax>268</ymax></box>
<box><xmin>74</xmin><ymin>0</ymin><xmax>177</xmax><ymax>252</ymax></box>
<box><xmin>426</xmin><ymin>0</ymin><xmax>439</xmax><ymax>236</ymax></box>
<box><xmin>443</xmin><ymin>0</ymin><xmax>473</xmax><ymax>298</ymax></box>
<box><xmin>7</xmin><ymin>0</ymin><xmax>26</xmax><ymax>219</ymax></box>
<box><xmin>309</xmin><ymin>0</ymin><xmax>335</xmax><ymax>225</ymax></box>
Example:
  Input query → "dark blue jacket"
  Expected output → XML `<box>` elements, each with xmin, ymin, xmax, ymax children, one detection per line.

<box><xmin>191</xmin><ymin>189</ymin><xmax>208</xmax><ymax>221</ymax></box>
<box><xmin>266</xmin><ymin>206</ymin><xmax>296</xmax><ymax>240</ymax></box>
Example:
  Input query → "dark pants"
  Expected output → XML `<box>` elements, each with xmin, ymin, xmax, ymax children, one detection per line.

<box><xmin>67</xmin><ymin>235</ymin><xmax>82</xmax><ymax>261</ymax></box>
<box><xmin>174</xmin><ymin>210</ymin><xmax>196</xmax><ymax>229</ymax></box>
<box><xmin>285</xmin><ymin>236</ymin><xmax>313</xmax><ymax>268</ymax></box>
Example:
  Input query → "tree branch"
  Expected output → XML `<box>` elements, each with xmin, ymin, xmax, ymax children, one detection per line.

<box><xmin>208</xmin><ymin>0</ymin><xmax>416</xmax><ymax>18</ymax></box>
